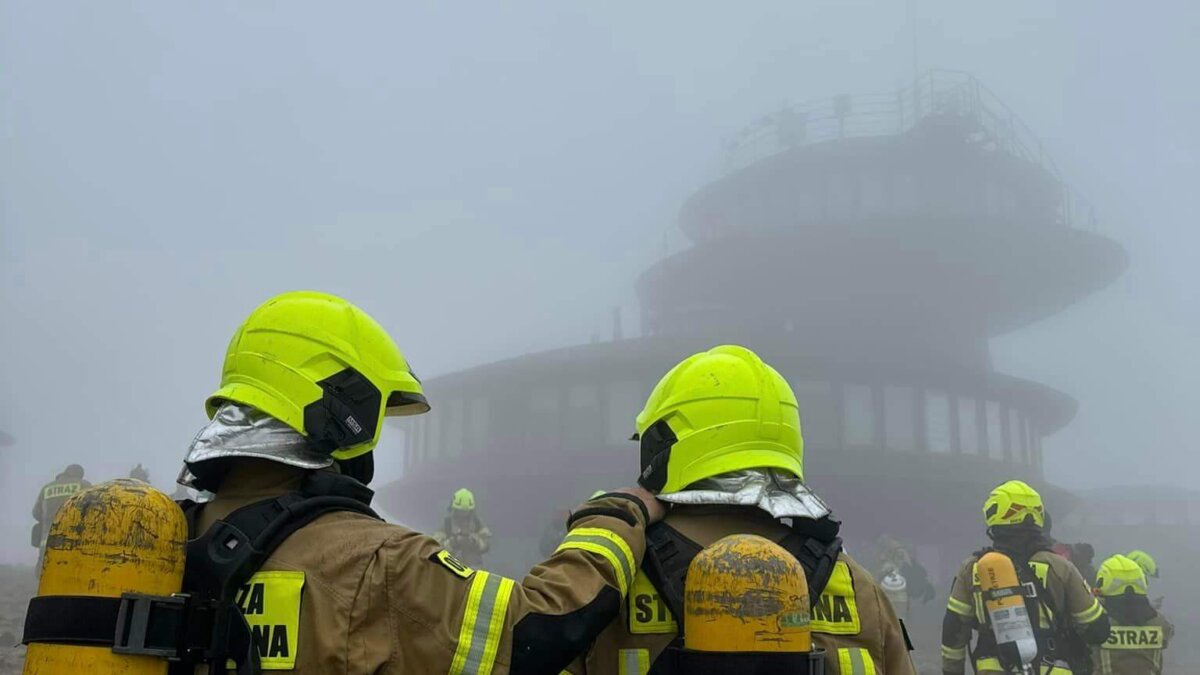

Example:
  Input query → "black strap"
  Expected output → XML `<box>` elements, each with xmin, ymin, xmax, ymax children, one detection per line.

<box><xmin>24</xmin><ymin>596</ymin><xmax>123</xmax><ymax>646</ymax></box>
<box><xmin>677</xmin><ymin>648</ymin><xmax>826</xmax><ymax>675</ymax></box>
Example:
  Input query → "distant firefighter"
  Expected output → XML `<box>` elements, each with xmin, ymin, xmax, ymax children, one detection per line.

<box><xmin>875</xmin><ymin>534</ymin><xmax>935</xmax><ymax>605</ymax></box>
<box><xmin>433</xmin><ymin>488</ymin><xmax>492</xmax><ymax>567</ymax></box>
<box><xmin>941</xmin><ymin>480</ymin><xmax>1109</xmax><ymax>675</ymax></box>
<box><xmin>1093</xmin><ymin>554</ymin><xmax>1173</xmax><ymax>675</ymax></box>
<box><xmin>128</xmin><ymin>463</ymin><xmax>150</xmax><ymax>483</ymax></box>
<box><xmin>1125</xmin><ymin>549</ymin><xmax>1164</xmax><ymax>610</ymax></box>
<box><xmin>31</xmin><ymin>464</ymin><xmax>91</xmax><ymax>571</ymax></box>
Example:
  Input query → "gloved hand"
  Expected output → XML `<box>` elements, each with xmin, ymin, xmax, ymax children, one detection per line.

<box><xmin>611</xmin><ymin>486</ymin><xmax>667</xmax><ymax>525</ymax></box>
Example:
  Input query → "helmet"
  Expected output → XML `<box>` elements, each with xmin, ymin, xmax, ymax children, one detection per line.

<box><xmin>63</xmin><ymin>464</ymin><xmax>84</xmax><ymax>479</ymax></box>
<box><xmin>129</xmin><ymin>464</ymin><xmax>150</xmax><ymax>482</ymax></box>
<box><xmin>452</xmin><ymin>488</ymin><xmax>476</xmax><ymax>511</ymax></box>
<box><xmin>207</xmin><ymin>291</ymin><xmax>429</xmax><ymax>461</ymax></box>
<box><xmin>983</xmin><ymin>480</ymin><xmax>1045</xmax><ymax>528</ymax></box>
<box><xmin>1096</xmin><ymin>555</ymin><xmax>1148</xmax><ymax>597</ymax></box>
<box><xmin>635</xmin><ymin>345</ymin><xmax>802</xmax><ymax>494</ymax></box>
<box><xmin>590</xmin><ymin>490</ymin><xmax>607</xmax><ymax>499</ymax></box>
<box><xmin>1126</xmin><ymin>550</ymin><xmax>1159</xmax><ymax>579</ymax></box>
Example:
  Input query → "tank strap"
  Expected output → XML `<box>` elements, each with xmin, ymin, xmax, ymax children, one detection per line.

<box><xmin>22</xmin><ymin>471</ymin><xmax>378</xmax><ymax>675</ymax></box>
<box><xmin>677</xmin><ymin>648</ymin><xmax>827</xmax><ymax>674</ymax></box>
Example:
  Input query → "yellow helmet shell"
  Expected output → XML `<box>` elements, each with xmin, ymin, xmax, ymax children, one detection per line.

<box><xmin>983</xmin><ymin>480</ymin><xmax>1045</xmax><ymax>528</ymax></box>
<box><xmin>452</xmin><ymin>488</ymin><xmax>476</xmax><ymax>511</ymax></box>
<box><xmin>1096</xmin><ymin>554</ymin><xmax>1148</xmax><ymax>597</ymax></box>
<box><xmin>1126</xmin><ymin>550</ymin><xmax>1159</xmax><ymax>579</ymax></box>
<box><xmin>636</xmin><ymin>345</ymin><xmax>803</xmax><ymax>494</ymax></box>
<box><xmin>207</xmin><ymin>291</ymin><xmax>429</xmax><ymax>460</ymax></box>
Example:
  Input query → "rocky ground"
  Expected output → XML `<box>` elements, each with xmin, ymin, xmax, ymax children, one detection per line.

<box><xmin>0</xmin><ymin>565</ymin><xmax>33</xmax><ymax>674</ymax></box>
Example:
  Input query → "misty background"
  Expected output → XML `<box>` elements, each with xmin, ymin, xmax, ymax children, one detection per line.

<box><xmin>1</xmin><ymin>0</ymin><xmax>1197</xmax><ymax>568</ymax></box>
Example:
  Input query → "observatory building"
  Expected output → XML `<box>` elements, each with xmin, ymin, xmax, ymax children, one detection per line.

<box><xmin>384</xmin><ymin>71</ymin><xmax>1127</xmax><ymax>577</ymax></box>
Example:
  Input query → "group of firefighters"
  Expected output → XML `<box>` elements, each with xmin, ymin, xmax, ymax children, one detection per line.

<box><xmin>22</xmin><ymin>291</ymin><xmax>1174</xmax><ymax>674</ymax></box>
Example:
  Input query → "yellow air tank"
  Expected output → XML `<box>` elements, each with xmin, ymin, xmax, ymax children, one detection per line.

<box><xmin>23</xmin><ymin>479</ymin><xmax>188</xmax><ymax>675</ymax></box>
<box><xmin>684</xmin><ymin>533</ymin><xmax>812</xmax><ymax>653</ymax></box>
<box><xmin>978</xmin><ymin>550</ymin><xmax>1038</xmax><ymax>674</ymax></box>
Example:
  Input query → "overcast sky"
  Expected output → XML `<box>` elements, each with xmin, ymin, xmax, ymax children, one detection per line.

<box><xmin>2</xmin><ymin>1</ymin><xmax>1197</xmax><ymax>563</ymax></box>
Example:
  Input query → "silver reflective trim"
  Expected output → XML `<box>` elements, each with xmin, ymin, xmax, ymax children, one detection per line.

<box><xmin>848</xmin><ymin>646</ymin><xmax>867</xmax><ymax>675</ymax></box>
<box><xmin>657</xmin><ymin>468</ymin><xmax>831</xmax><ymax>520</ymax></box>
<box><xmin>463</xmin><ymin>573</ymin><xmax>503</xmax><ymax>675</ymax></box>
<box><xmin>178</xmin><ymin>402</ymin><xmax>331</xmax><ymax>488</ymax></box>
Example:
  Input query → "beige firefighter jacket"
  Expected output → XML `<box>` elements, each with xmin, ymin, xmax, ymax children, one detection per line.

<box><xmin>193</xmin><ymin>462</ymin><xmax>647</xmax><ymax>674</ymax></box>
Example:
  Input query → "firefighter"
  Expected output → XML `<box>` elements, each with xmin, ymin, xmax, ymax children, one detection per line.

<box><xmin>942</xmin><ymin>480</ymin><xmax>1110</xmax><ymax>675</ymax></box>
<box><xmin>31</xmin><ymin>464</ymin><xmax>90</xmax><ymax>571</ymax></box>
<box><xmin>1093</xmin><ymin>555</ymin><xmax>1172</xmax><ymax>675</ymax></box>
<box><xmin>128</xmin><ymin>463</ymin><xmax>150</xmax><ymax>483</ymax></box>
<box><xmin>1124</xmin><ymin>550</ymin><xmax>1163</xmax><ymax>610</ymax></box>
<box><xmin>21</xmin><ymin>291</ymin><xmax>664</xmax><ymax>673</ymax></box>
<box><xmin>575</xmin><ymin>345</ymin><xmax>915</xmax><ymax>675</ymax></box>
<box><xmin>434</xmin><ymin>488</ymin><xmax>493</xmax><ymax>567</ymax></box>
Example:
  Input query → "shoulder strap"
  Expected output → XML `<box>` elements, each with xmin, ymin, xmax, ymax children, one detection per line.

<box><xmin>182</xmin><ymin>472</ymin><xmax>379</xmax><ymax>674</ymax></box>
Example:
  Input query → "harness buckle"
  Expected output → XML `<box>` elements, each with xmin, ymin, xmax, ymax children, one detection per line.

<box><xmin>113</xmin><ymin>592</ymin><xmax>190</xmax><ymax>659</ymax></box>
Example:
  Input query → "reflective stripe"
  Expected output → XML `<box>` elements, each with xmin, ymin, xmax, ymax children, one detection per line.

<box><xmin>1073</xmin><ymin>597</ymin><xmax>1104</xmax><ymax>624</ymax></box>
<box><xmin>947</xmin><ymin>596</ymin><xmax>973</xmax><ymax>617</ymax></box>
<box><xmin>448</xmin><ymin>572</ymin><xmax>513</xmax><ymax>675</ymax></box>
<box><xmin>1099</xmin><ymin>650</ymin><xmax>1112</xmax><ymax>675</ymax></box>
<box><xmin>618</xmin><ymin>648</ymin><xmax>649</xmax><ymax>675</ymax></box>
<box><xmin>976</xmin><ymin>657</ymin><xmax>1001</xmax><ymax>672</ymax></box>
<box><xmin>557</xmin><ymin>528</ymin><xmax>635</xmax><ymax>595</ymax></box>
<box><xmin>836</xmin><ymin>648</ymin><xmax>876</xmax><ymax>675</ymax></box>
<box><xmin>941</xmin><ymin>644</ymin><xmax>967</xmax><ymax>661</ymax></box>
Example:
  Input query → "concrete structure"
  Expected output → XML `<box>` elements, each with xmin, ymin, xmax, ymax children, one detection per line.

<box><xmin>383</xmin><ymin>71</ymin><xmax>1127</xmax><ymax>579</ymax></box>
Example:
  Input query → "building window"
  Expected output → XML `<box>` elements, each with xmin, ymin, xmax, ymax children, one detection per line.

<box><xmin>794</xmin><ymin>381</ymin><xmax>836</xmax><ymax>450</ymax></box>
<box><xmin>444</xmin><ymin>399</ymin><xmax>465</xmax><ymax>459</ymax></box>
<box><xmin>529</xmin><ymin>386</ymin><xmax>561</xmax><ymax>451</ymax></box>
<box><xmin>606</xmin><ymin>380</ymin><xmax>644</xmax><ymax>444</ymax></box>
<box><xmin>566</xmin><ymin>384</ymin><xmax>601</xmax><ymax>451</ymax></box>
<box><xmin>467</xmin><ymin>397</ymin><xmax>490</xmax><ymax>454</ymax></box>
<box><xmin>842</xmin><ymin>384</ymin><xmax>875</xmax><ymax>447</ymax></box>
<box><xmin>883</xmin><ymin>385</ymin><xmax>917</xmax><ymax>451</ymax></box>
<box><xmin>426</xmin><ymin>406</ymin><xmax>442</xmax><ymax>461</ymax></box>
<box><xmin>958</xmin><ymin>397</ymin><xmax>980</xmax><ymax>455</ymax></box>
<box><xmin>986</xmin><ymin>401</ymin><xmax>1004</xmax><ymax>460</ymax></box>
<box><xmin>1008</xmin><ymin>409</ymin><xmax>1024</xmax><ymax>464</ymax></box>
<box><xmin>925</xmin><ymin>390</ymin><xmax>952</xmax><ymax>453</ymax></box>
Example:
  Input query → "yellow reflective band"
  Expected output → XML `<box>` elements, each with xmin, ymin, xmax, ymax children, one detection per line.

<box><xmin>1102</xmin><ymin>625</ymin><xmax>1164</xmax><ymax>651</ymax></box>
<box><xmin>837</xmin><ymin>647</ymin><xmax>877</xmax><ymax>675</ymax></box>
<box><xmin>228</xmin><ymin>570</ymin><xmax>305</xmax><ymax>670</ymax></box>
<box><xmin>43</xmin><ymin>483</ymin><xmax>81</xmax><ymax>499</ymax></box>
<box><xmin>627</xmin><ymin>572</ymin><xmax>677</xmax><ymax>634</ymax></box>
<box><xmin>947</xmin><ymin>596</ymin><xmax>973</xmax><ymax>617</ymax></box>
<box><xmin>811</xmin><ymin>561</ymin><xmax>861</xmax><ymax>635</ymax></box>
<box><xmin>1073</xmin><ymin>597</ymin><xmax>1104</xmax><ymax>624</ymax></box>
<box><xmin>448</xmin><ymin>571</ymin><xmax>513</xmax><ymax>675</ymax></box>
<box><xmin>557</xmin><ymin>528</ymin><xmax>635</xmax><ymax>596</ymax></box>
<box><xmin>618</xmin><ymin>648</ymin><xmax>650</xmax><ymax>675</ymax></box>
<box><xmin>976</xmin><ymin>657</ymin><xmax>1001</xmax><ymax>671</ymax></box>
<box><xmin>941</xmin><ymin>644</ymin><xmax>967</xmax><ymax>660</ymax></box>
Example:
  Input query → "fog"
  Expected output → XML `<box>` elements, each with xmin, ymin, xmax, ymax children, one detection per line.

<box><xmin>2</xmin><ymin>1</ymin><xmax>1198</xmax><ymax>665</ymax></box>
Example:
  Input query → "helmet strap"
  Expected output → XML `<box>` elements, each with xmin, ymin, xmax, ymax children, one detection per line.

<box><xmin>638</xmin><ymin>420</ymin><xmax>677</xmax><ymax>493</ymax></box>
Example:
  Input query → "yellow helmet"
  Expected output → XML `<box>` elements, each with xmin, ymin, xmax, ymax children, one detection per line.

<box><xmin>635</xmin><ymin>345</ymin><xmax>802</xmax><ymax>494</ymax></box>
<box><xmin>452</xmin><ymin>488</ymin><xmax>476</xmax><ymax>511</ymax></box>
<box><xmin>1126</xmin><ymin>550</ymin><xmax>1159</xmax><ymax>579</ymax></box>
<box><xmin>1096</xmin><ymin>554</ymin><xmax>1148</xmax><ymax>597</ymax></box>
<box><xmin>983</xmin><ymin>480</ymin><xmax>1045</xmax><ymax>528</ymax></box>
<box><xmin>207</xmin><ymin>291</ymin><xmax>429</xmax><ymax>461</ymax></box>
<box><xmin>590</xmin><ymin>490</ymin><xmax>607</xmax><ymax>499</ymax></box>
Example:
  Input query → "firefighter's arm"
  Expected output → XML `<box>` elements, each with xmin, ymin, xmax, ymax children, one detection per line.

<box><xmin>32</xmin><ymin>489</ymin><xmax>43</xmax><ymax>521</ymax></box>
<box><xmin>384</xmin><ymin>493</ymin><xmax>651</xmax><ymax>675</ymax></box>
<box><xmin>940</xmin><ymin>566</ymin><xmax>975</xmax><ymax>675</ymax></box>
<box><xmin>1159</xmin><ymin>614</ymin><xmax>1175</xmax><ymax>648</ymax></box>
<box><xmin>474</xmin><ymin>526</ymin><xmax>492</xmax><ymax>554</ymax></box>
<box><xmin>873</xmin><ymin>582</ymin><xmax>918</xmax><ymax>675</ymax></box>
<box><xmin>1059</xmin><ymin>564</ymin><xmax>1109</xmax><ymax>644</ymax></box>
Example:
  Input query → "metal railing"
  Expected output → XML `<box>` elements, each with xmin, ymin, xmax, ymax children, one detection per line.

<box><xmin>721</xmin><ymin>70</ymin><xmax>1096</xmax><ymax>231</ymax></box>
